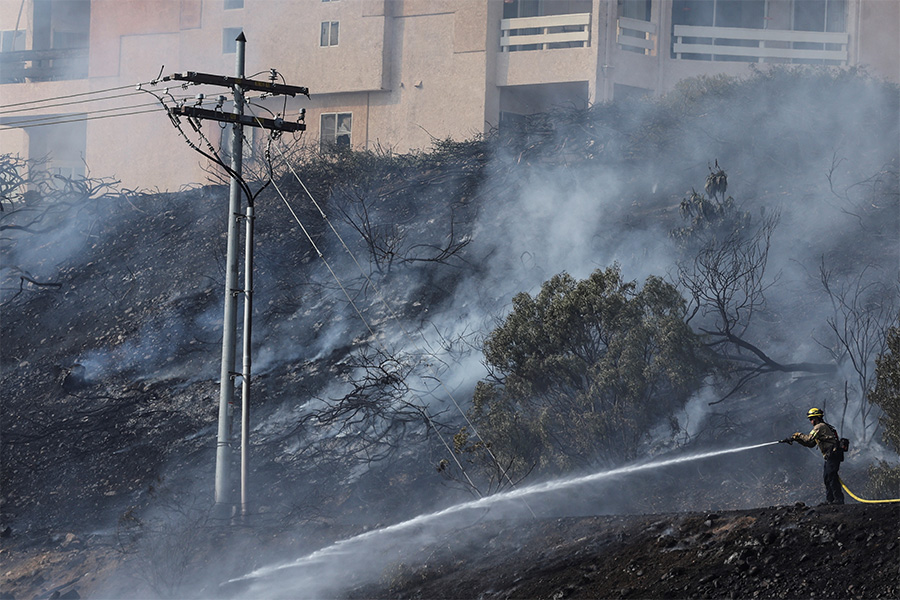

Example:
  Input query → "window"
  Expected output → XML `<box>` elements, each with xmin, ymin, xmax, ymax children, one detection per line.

<box><xmin>1</xmin><ymin>30</ymin><xmax>25</xmax><ymax>52</ymax></box>
<box><xmin>320</xmin><ymin>21</ymin><xmax>339</xmax><ymax>47</ymax></box>
<box><xmin>673</xmin><ymin>0</ymin><xmax>764</xmax><ymax>28</ymax></box>
<box><xmin>223</xmin><ymin>27</ymin><xmax>243</xmax><ymax>53</ymax></box>
<box><xmin>224</xmin><ymin>0</ymin><xmax>244</xmax><ymax>9</ymax></box>
<box><xmin>503</xmin><ymin>0</ymin><xmax>543</xmax><ymax>51</ymax></box>
<box><xmin>618</xmin><ymin>0</ymin><xmax>652</xmax><ymax>54</ymax></box>
<box><xmin>672</xmin><ymin>0</ymin><xmax>846</xmax><ymax>64</ymax></box>
<box><xmin>503</xmin><ymin>0</ymin><xmax>543</xmax><ymax>19</ymax></box>
<box><xmin>672</xmin><ymin>0</ymin><xmax>764</xmax><ymax>61</ymax></box>
<box><xmin>792</xmin><ymin>0</ymin><xmax>846</xmax><ymax>63</ymax></box>
<box><xmin>793</xmin><ymin>0</ymin><xmax>846</xmax><ymax>32</ymax></box>
<box><xmin>619</xmin><ymin>0</ymin><xmax>650</xmax><ymax>22</ymax></box>
<box><xmin>673</xmin><ymin>0</ymin><xmax>844</xmax><ymax>32</ymax></box>
<box><xmin>320</xmin><ymin>113</ymin><xmax>351</xmax><ymax>148</ymax></box>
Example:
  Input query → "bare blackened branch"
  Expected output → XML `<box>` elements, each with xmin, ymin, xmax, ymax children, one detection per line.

<box><xmin>820</xmin><ymin>260</ymin><xmax>897</xmax><ymax>441</ymax></box>
<box><xmin>674</xmin><ymin>171</ymin><xmax>835</xmax><ymax>403</ymax></box>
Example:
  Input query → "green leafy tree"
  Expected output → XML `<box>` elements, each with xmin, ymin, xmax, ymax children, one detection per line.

<box><xmin>867</xmin><ymin>317</ymin><xmax>900</xmax><ymax>497</ymax></box>
<box><xmin>463</xmin><ymin>266</ymin><xmax>710</xmax><ymax>483</ymax></box>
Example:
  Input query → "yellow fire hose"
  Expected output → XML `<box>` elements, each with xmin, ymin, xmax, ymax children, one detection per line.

<box><xmin>778</xmin><ymin>439</ymin><xmax>899</xmax><ymax>503</ymax></box>
<box><xmin>840</xmin><ymin>478</ymin><xmax>900</xmax><ymax>503</ymax></box>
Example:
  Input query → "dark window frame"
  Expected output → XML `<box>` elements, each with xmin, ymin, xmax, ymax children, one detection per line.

<box><xmin>320</xmin><ymin>21</ymin><xmax>339</xmax><ymax>47</ymax></box>
<box><xmin>320</xmin><ymin>112</ymin><xmax>352</xmax><ymax>148</ymax></box>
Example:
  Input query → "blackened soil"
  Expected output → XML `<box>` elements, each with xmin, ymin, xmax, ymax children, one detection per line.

<box><xmin>349</xmin><ymin>503</ymin><xmax>899</xmax><ymax>600</ymax></box>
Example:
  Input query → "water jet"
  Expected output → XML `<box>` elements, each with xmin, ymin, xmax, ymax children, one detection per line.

<box><xmin>228</xmin><ymin>441</ymin><xmax>780</xmax><ymax>598</ymax></box>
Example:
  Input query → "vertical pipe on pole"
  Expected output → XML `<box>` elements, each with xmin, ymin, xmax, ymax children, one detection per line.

<box><xmin>240</xmin><ymin>203</ymin><xmax>254</xmax><ymax>517</ymax></box>
<box><xmin>214</xmin><ymin>31</ymin><xmax>246</xmax><ymax>514</ymax></box>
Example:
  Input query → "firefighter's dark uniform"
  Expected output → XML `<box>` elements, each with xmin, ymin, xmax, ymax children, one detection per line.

<box><xmin>793</xmin><ymin>422</ymin><xmax>845</xmax><ymax>504</ymax></box>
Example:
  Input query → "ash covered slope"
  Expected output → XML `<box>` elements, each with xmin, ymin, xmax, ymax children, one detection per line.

<box><xmin>351</xmin><ymin>504</ymin><xmax>898</xmax><ymax>600</ymax></box>
<box><xmin>1</xmin><ymin>187</ymin><xmax>230</xmax><ymax>530</ymax></box>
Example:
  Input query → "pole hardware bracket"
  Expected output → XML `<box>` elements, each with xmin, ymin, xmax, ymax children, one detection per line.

<box><xmin>163</xmin><ymin>71</ymin><xmax>310</xmax><ymax>98</ymax></box>
<box><xmin>168</xmin><ymin>105</ymin><xmax>306</xmax><ymax>132</ymax></box>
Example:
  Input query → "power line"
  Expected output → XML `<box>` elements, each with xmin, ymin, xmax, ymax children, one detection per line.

<box><xmin>0</xmin><ymin>97</ymin><xmax>198</xmax><ymax>128</ymax></box>
<box><xmin>0</xmin><ymin>89</ymin><xmax>283</xmax><ymax>131</ymax></box>
<box><xmin>0</xmin><ymin>82</ymin><xmax>156</xmax><ymax>110</ymax></box>
<box><xmin>0</xmin><ymin>107</ymin><xmax>162</xmax><ymax>130</ymax></box>
<box><xmin>0</xmin><ymin>89</ymin><xmax>148</xmax><ymax>115</ymax></box>
<box><xmin>0</xmin><ymin>92</ymin><xmax>274</xmax><ymax>130</ymax></box>
<box><xmin>0</xmin><ymin>85</ymin><xmax>272</xmax><ymax>116</ymax></box>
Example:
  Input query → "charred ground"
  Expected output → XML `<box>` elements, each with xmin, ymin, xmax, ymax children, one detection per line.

<box><xmin>3</xmin><ymin>503</ymin><xmax>897</xmax><ymax>599</ymax></box>
<box><xmin>349</xmin><ymin>503</ymin><xmax>899</xmax><ymax>600</ymax></box>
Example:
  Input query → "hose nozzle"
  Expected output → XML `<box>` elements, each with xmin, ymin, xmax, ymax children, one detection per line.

<box><xmin>779</xmin><ymin>437</ymin><xmax>794</xmax><ymax>445</ymax></box>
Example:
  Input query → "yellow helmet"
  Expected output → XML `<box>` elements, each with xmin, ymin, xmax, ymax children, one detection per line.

<box><xmin>807</xmin><ymin>407</ymin><xmax>824</xmax><ymax>419</ymax></box>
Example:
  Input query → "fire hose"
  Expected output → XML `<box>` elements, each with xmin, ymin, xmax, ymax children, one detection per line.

<box><xmin>778</xmin><ymin>438</ymin><xmax>900</xmax><ymax>503</ymax></box>
<box><xmin>838</xmin><ymin>478</ymin><xmax>900</xmax><ymax>504</ymax></box>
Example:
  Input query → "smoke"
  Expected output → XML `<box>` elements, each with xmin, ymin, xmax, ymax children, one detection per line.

<box><xmin>482</xmin><ymin>166</ymin><xmax>672</xmax><ymax>281</ymax></box>
<box><xmin>230</xmin><ymin>71</ymin><xmax>898</xmax><ymax>523</ymax></box>
<box><xmin>7</xmin><ymin>65</ymin><xmax>898</xmax><ymax>600</ymax></box>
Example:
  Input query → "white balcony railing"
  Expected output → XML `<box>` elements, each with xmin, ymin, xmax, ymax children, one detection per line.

<box><xmin>617</xmin><ymin>17</ymin><xmax>656</xmax><ymax>55</ymax></box>
<box><xmin>673</xmin><ymin>25</ymin><xmax>848</xmax><ymax>63</ymax></box>
<box><xmin>0</xmin><ymin>47</ymin><xmax>89</xmax><ymax>83</ymax></box>
<box><xmin>500</xmin><ymin>13</ymin><xmax>591</xmax><ymax>52</ymax></box>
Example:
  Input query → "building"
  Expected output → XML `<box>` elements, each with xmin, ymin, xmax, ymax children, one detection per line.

<box><xmin>1</xmin><ymin>0</ymin><xmax>897</xmax><ymax>191</ymax></box>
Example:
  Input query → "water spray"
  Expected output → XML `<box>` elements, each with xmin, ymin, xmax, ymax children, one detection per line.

<box><xmin>230</xmin><ymin>440</ymin><xmax>781</xmax><ymax>588</ymax></box>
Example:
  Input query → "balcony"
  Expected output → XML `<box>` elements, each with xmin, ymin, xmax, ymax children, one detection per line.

<box><xmin>673</xmin><ymin>25</ymin><xmax>848</xmax><ymax>64</ymax></box>
<box><xmin>617</xmin><ymin>17</ymin><xmax>657</xmax><ymax>56</ymax></box>
<box><xmin>0</xmin><ymin>47</ymin><xmax>89</xmax><ymax>84</ymax></box>
<box><xmin>500</xmin><ymin>13</ymin><xmax>591</xmax><ymax>52</ymax></box>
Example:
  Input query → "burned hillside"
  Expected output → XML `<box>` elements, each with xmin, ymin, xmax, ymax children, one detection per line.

<box><xmin>347</xmin><ymin>503</ymin><xmax>900</xmax><ymax>600</ymax></box>
<box><xmin>1</xmin><ymin>68</ymin><xmax>899</xmax><ymax>599</ymax></box>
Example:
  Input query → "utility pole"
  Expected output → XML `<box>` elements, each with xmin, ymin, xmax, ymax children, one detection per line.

<box><xmin>216</xmin><ymin>31</ymin><xmax>245</xmax><ymax>517</ymax></box>
<box><xmin>164</xmin><ymin>33</ymin><xmax>307</xmax><ymax>519</ymax></box>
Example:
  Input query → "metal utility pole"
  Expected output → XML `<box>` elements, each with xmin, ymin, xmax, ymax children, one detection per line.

<box><xmin>240</xmin><ymin>201</ymin><xmax>254</xmax><ymax>516</ymax></box>
<box><xmin>215</xmin><ymin>31</ymin><xmax>245</xmax><ymax>515</ymax></box>
<box><xmin>164</xmin><ymin>33</ymin><xmax>307</xmax><ymax>518</ymax></box>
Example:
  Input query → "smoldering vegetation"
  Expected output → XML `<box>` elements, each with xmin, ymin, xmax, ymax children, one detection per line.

<box><xmin>1</xmin><ymin>67</ymin><xmax>898</xmax><ymax>599</ymax></box>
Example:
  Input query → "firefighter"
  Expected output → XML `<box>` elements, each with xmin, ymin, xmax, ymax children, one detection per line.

<box><xmin>784</xmin><ymin>407</ymin><xmax>845</xmax><ymax>505</ymax></box>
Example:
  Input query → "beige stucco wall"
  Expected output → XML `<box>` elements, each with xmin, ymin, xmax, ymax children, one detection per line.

<box><xmin>366</xmin><ymin>0</ymin><xmax>491</xmax><ymax>152</ymax></box>
<box><xmin>88</xmin><ymin>0</ymin><xmax>185</xmax><ymax>78</ymax></box>
<box><xmin>247</xmin><ymin>0</ymin><xmax>388</xmax><ymax>94</ymax></box>
<box><xmin>497</xmin><ymin>46</ymin><xmax>595</xmax><ymax>88</ymax></box>
<box><xmin>2</xmin><ymin>0</ymin><xmax>898</xmax><ymax>191</ymax></box>
<box><xmin>855</xmin><ymin>0</ymin><xmax>900</xmax><ymax>82</ymax></box>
